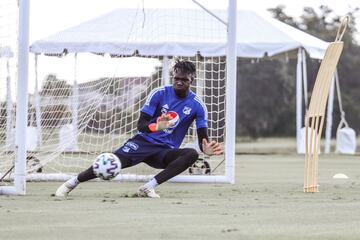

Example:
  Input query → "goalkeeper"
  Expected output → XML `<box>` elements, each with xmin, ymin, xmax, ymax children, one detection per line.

<box><xmin>55</xmin><ymin>59</ymin><xmax>222</xmax><ymax>198</ymax></box>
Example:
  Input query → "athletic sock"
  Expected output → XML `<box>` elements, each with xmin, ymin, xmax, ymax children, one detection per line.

<box><xmin>67</xmin><ymin>176</ymin><xmax>79</xmax><ymax>188</ymax></box>
<box><xmin>144</xmin><ymin>178</ymin><xmax>158</xmax><ymax>189</ymax></box>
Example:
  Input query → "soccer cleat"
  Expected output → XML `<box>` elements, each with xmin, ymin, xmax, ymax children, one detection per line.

<box><xmin>55</xmin><ymin>181</ymin><xmax>76</xmax><ymax>197</ymax></box>
<box><xmin>137</xmin><ymin>186</ymin><xmax>160</xmax><ymax>198</ymax></box>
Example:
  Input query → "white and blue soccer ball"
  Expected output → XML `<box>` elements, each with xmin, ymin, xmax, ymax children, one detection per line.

<box><xmin>92</xmin><ymin>153</ymin><xmax>121</xmax><ymax>180</ymax></box>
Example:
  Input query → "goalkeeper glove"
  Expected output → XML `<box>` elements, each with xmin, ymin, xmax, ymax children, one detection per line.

<box><xmin>148</xmin><ymin>114</ymin><xmax>175</xmax><ymax>132</ymax></box>
<box><xmin>202</xmin><ymin>139</ymin><xmax>223</xmax><ymax>156</ymax></box>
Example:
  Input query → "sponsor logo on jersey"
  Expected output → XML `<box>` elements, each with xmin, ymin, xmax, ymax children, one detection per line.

<box><xmin>162</xmin><ymin>111</ymin><xmax>180</xmax><ymax>134</ymax></box>
<box><xmin>125</xmin><ymin>141</ymin><xmax>139</xmax><ymax>150</ymax></box>
<box><xmin>122</xmin><ymin>146</ymin><xmax>130</xmax><ymax>153</ymax></box>
<box><xmin>164</xmin><ymin>129</ymin><xmax>173</xmax><ymax>134</ymax></box>
<box><xmin>183</xmin><ymin>106</ymin><xmax>192</xmax><ymax>115</ymax></box>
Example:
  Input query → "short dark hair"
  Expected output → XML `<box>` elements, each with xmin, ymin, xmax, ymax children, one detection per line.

<box><xmin>173</xmin><ymin>59</ymin><xmax>196</xmax><ymax>79</ymax></box>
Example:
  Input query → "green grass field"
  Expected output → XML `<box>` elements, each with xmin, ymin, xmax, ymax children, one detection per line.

<box><xmin>1</xmin><ymin>139</ymin><xmax>360</xmax><ymax>239</ymax></box>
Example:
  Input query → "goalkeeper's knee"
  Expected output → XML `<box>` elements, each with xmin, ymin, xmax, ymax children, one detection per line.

<box><xmin>182</xmin><ymin>148</ymin><xmax>199</xmax><ymax>166</ymax></box>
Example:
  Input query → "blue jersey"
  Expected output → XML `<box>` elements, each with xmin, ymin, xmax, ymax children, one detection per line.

<box><xmin>138</xmin><ymin>86</ymin><xmax>208</xmax><ymax>149</ymax></box>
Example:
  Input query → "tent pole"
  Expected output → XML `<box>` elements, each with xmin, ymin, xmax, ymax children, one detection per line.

<box><xmin>162</xmin><ymin>56</ymin><xmax>170</xmax><ymax>85</ymax></box>
<box><xmin>72</xmin><ymin>53</ymin><xmax>79</xmax><ymax>150</ymax></box>
<box><xmin>296</xmin><ymin>48</ymin><xmax>303</xmax><ymax>153</ymax></box>
<box><xmin>301</xmin><ymin>49</ymin><xmax>308</xmax><ymax>109</ymax></box>
<box><xmin>325</xmin><ymin>75</ymin><xmax>335</xmax><ymax>153</ymax></box>
<box><xmin>6</xmin><ymin>58</ymin><xmax>14</xmax><ymax>151</ymax></box>
<box><xmin>34</xmin><ymin>54</ymin><xmax>43</xmax><ymax>148</ymax></box>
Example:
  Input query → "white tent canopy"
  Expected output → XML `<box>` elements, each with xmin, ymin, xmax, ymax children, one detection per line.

<box><xmin>30</xmin><ymin>8</ymin><xmax>333</xmax><ymax>153</ymax></box>
<box><xmin>30</xmin><ymin>9</ymin><xmax>328</xmax><ymax>59</ymax></box>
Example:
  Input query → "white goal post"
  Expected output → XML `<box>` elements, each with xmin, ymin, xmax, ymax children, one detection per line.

<box><xmin>1</xmin><ymin>0</ymin><xmax>237</xmax><ymax>194</ymax></box>
<box><xmin>0</xmin><ymin>0</ymin><xmax>29</xmax><ymax>195</ymax></box>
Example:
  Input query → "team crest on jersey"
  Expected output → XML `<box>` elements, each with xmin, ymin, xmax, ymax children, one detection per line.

<box><xmin>161</xmin><ymin>104</ymin><xmax>169</xmax><ymax>114</ymax></box>
<box><xmin>183</xmin><ymin>106</ymin><xmax>192</xmax><ymax>115</ymax></box>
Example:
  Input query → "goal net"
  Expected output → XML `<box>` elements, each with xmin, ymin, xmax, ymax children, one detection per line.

<box><xmin>0</xmin><ymin>0</ymin><xmax>18</xmax><ymax>185</ymax></box>
<box><xmin>1</xmin><ymin>3</ymin><xmax>236</xmax><ymax>188</ymax></box>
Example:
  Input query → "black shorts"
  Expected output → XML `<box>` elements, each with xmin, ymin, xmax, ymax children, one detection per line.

<box><xmin>113</xmin><ymin>135</ymin><xmax>174</xmax><ymax>169</ymax></box>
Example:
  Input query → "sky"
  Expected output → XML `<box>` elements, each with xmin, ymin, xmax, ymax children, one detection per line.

<box><xmin>27</xmin><ymin>0</ymin><xmax>360</xmax><ymax>89</ymax></box>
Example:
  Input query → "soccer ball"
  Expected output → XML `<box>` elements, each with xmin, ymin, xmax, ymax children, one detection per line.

<box><xmin>92</xmin><ymin>153</ymin><xmax>121</xmax><ymax>180</ymax></box>
<box><xmin>188</xmin><ymin>159</ymin><xmax>211</xmax><ymax>175</ymax></box>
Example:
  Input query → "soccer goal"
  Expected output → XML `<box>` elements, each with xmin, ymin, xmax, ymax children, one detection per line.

<box><xmin>1</xmin><ymin>0</ymin><xmax>237</xmax><ymax>194</ymax></box>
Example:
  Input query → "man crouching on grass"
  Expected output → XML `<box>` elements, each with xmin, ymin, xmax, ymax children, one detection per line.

<box><xmin>55</xmin><ymin>59</ymin><xmax>222</xmax><ymax>198</ymax></box>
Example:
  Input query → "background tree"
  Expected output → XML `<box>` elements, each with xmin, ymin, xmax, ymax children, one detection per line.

<box><xmin>236</xmin><ymin>5</ymin><xmax>360</xmax><ymax>138</ymax></box>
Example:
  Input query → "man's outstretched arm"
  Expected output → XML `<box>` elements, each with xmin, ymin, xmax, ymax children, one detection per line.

<box><xmin>137</xmin><ymin>112</ymin><xmax>174</xmax><ymax>133</ymax></box>
<box><xmin>197</xmin><ymin>128</ymin><xmax>223</xmax><ymax>155</ymax></box>
<box><xmin>137</xmin><ymin>112</ymin><xmax>153</xmax><ymax>133</ymax></box>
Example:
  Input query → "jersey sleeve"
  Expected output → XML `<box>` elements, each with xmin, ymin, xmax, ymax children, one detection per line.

<box><xmin>194</xmin><ymin>96</ymin><xmax>208</xmax><ymax>129</ymax></box>
<box><xmin>141</xmin><ymin>87</ymin><xmax>164</xmax><ymax>116</ymax></box>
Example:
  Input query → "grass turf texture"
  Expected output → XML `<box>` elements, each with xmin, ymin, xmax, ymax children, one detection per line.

<box><xmin>1</xmin><ymin>152</ymin><xmax>360</xmax><ymax>239</ymax></box>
